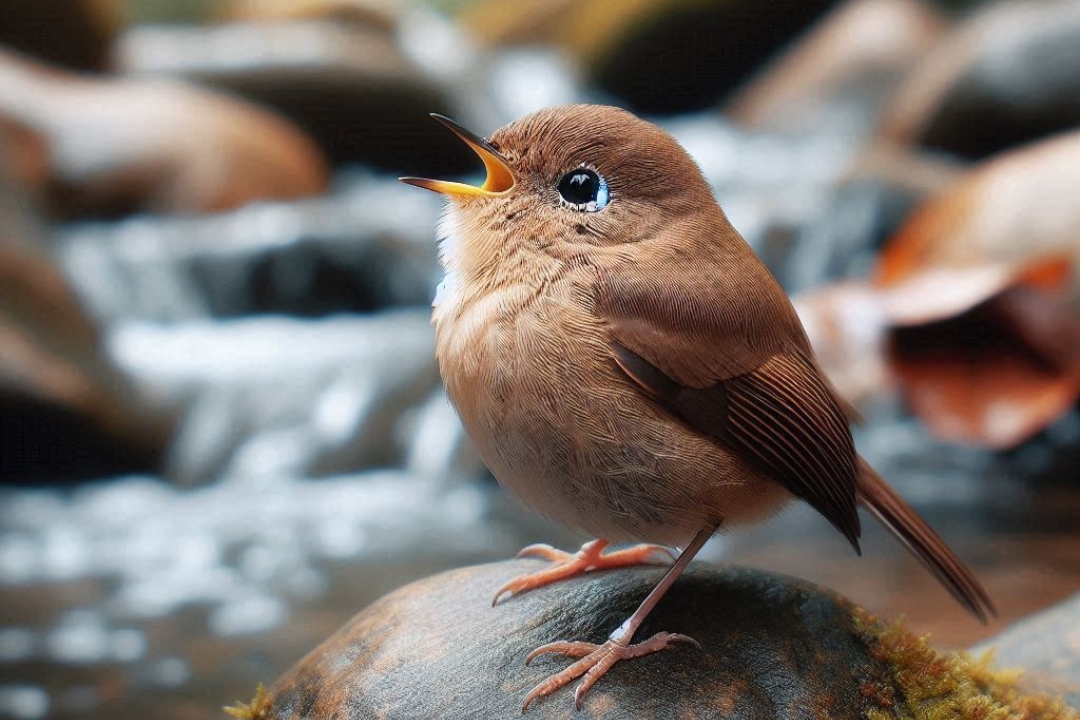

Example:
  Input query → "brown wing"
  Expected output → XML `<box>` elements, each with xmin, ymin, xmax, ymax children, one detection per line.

<box><xmin>594</xmin><ymin>234</ymin><xmax>862</xmax><ymax>549</ymax></box>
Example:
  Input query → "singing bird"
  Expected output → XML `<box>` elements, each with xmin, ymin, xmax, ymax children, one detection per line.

<box><xmin>401</xmin><ymin>105</ymin><xmax>994</xmax><ymax>712</ymax></box>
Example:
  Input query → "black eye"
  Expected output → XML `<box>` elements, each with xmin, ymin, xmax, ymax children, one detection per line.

<box><xmin>557</xmin><ymin>168</ymin><xmax>609</xmax><ymax>211</ymax></box>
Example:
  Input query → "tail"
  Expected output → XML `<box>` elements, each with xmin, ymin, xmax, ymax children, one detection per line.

<box><xmin>856</xmin><ymin>458</ymin><xmax>996</xmax><ymax>623</ymax></box>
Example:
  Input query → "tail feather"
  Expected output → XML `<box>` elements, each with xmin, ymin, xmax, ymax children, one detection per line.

<box><xmin>856</xmin><ymin>458</ymin><xmax>996</xmax><ymax>623</ymax></box>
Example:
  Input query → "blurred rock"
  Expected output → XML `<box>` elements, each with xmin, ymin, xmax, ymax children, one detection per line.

<box><xmin>785</xmin><ymin>148</ymin><xmax>966</xmax><ymax>295</ymax></box>
<box><xmin>223</xmin><ymin>0</ymin><xmax>398</xmax><ymax>25</ymax></box>
<box><xmin>878</xmin><ymin>0</ymin><xmax>1080</xmax><ymax>159</ymax></box>
<box><xmin>116</xmin><ymin>17</ymin><xmax>474</xmax><ymax>175</ymax></box>
<box><xmin>458</xmin><ymin>0</ymin><xmax>575</xmax><ymax>47</ymax></box>
<box><xmin>0</xmin><ymin>158</ymin><xmax>172</xmax><ymax>484</ymax></box>
<box><xmin>108</xmin><ymin>311</ymin><xmax>440</xmax><ymax>484</ymax></box>
<box><xmin>878</xmin><ymin>130</ymin><xmax>1080</xmax><ymax>302</ymax></box>
<box><xmin>254</xmin><ymin>561</ymin><xmax>887</xmax><ymax>719</ymax></box>
<box><xmin>57</xmin><ymin>175</ymin><xmax>440</xmax><ymax>323</ymax></box>
<box><xmin>0</xmin><ymin>48</ymin><xmax>329</xmax><ymax>218</ymax></box>
<box><xmin>798</xmin><ymin>259</ymin><xmax>1080</xmax><ymax>448</ymax></box>
<box><xmin>796</xmin><ymin>280</ymin><xmax>892</xmax><ymax>409</ymax></box>
<box><xmin>800</xmin><ymin>131</ymin><xmax>1080</xmax><ymax>448</ymax></box>
<box><xmin>975</xmin><ymin>592</ymin><xmax>1080</xmax><ymax>708</ymax></box>
<box><xmin>884</xmin><ymin>261</ymin><xmax>1079</xmax><ymax>450</ymax></box>
<box><xmin>462</xmin><ymin>0</ymin><xmax>839</xmax><ymax>115</ymax></box>
<box><xmin>725</xmin><ymin>0</ymin><xmax>948</xmax><ymax>134</ymax></box>
<box><xmin>0</xmin><ymin>115</ymin><xmax>51</xmax><ymax>200</ymax></box>
<box><xmin>0</xmin><ymin>0</ymin><xmax>119</xmax><ymax>72</ymax></box>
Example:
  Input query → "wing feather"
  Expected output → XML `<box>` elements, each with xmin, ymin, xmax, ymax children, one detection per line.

<box><xmin>592</xmin><ymin>229</ymin><xmax>862</xmax><ymax>547</ymax></box>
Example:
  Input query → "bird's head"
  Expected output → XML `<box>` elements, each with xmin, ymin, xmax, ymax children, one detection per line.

<box><xmin>401</xmin><ymin>105</ymin><xmax>717</xmax><ymax>278</ymax></box>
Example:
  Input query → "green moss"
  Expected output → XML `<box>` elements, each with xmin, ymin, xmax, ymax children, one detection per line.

<box><xmin>224</xmin><ymin>683</ymin><xmax>272</xmax><ymax>720</ymax></box>
<box><xmin>856</xmin><ymin>610</ymin><xmax>1077</xmax><ymax>720</ymax></box>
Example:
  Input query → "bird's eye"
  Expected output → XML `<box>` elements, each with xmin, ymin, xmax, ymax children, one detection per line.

<box><xmin>557</xmin><ymin>168</ymin><xmax>609</xmax><ymax>212</ymax></box>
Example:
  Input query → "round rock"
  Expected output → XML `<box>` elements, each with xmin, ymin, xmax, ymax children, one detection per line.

<box><xmin>258</xmin><ymin>560</ymin><xmax>887</xmax><ymax>719</ymax></box>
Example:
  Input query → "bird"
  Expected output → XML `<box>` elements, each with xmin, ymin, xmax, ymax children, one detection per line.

<box><xmin>400</xmin><ymin>105</ymin><xmax>994</xmax><ymax>712</ymax></box>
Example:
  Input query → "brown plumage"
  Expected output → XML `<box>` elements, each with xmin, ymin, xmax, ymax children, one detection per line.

<box><xmin>401</xmin><ymin>105</ymin><xmax>993</xmax><ymax>711</ymax></box>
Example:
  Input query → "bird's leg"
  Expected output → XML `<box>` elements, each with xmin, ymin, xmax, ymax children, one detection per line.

<box><xmin>492</xmin><ymin>538</ymin><xmax>676</xmax><ymax>605</ymax></box>
<box><xmin>521</xmin><ymin>524</ymin><xmax>717</xmax><ymax>712</ymax></box>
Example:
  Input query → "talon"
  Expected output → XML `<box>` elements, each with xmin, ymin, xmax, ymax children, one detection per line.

<box><xmin>515</xmin><ymin>543</ymin><xmax>574</xmax><ymax>561</ymax></box>
<box><xmin>664</xmin><ymin>632</ymin><xmax>700</xmax><ymax>649</ymax></box>
<box><xmin>525</xmin><ymin>641</ymin><xmax>598</xmax><ymax>665</ymax></box>
<box><xmin>520</xmin><ymin>632</ymin><xmax>699</xmax><ymax>712</ymax></box>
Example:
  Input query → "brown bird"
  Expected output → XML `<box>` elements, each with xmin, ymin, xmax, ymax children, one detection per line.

<box><xmin>401</xmin><ymin>105</ymin><xmax>994</xmax><ymax>712</ymax></box>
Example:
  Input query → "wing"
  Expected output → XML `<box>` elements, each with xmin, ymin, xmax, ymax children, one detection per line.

<box><xmin>593</xmin><ymin>231</ymin><xmax>862</xmax><ymax>549</ymax></box>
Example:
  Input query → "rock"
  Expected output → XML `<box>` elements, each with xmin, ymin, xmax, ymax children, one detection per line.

<box><xmin>222</xmin><ymin>0</ymin><xmax>400</xmax><ymax>25</ymax></box>
<box><xmin>725</xmin><ymin>0</ymin><xmax>948</xmax><ymax>134</ymax></box>
<box><xmin>252</xmin><ymin>561</ymin><xmax>885</xmax><ymax>719</ymax></box>
<box><xmin>0</xmin><ymin>115</ymin><xmax>51</xmax><ymax>200</ymax></box>
<box><xmin>975</xmin><ymin>593</ymin><xmax>1080</xmax><ymax>709</ymax></box>
<box><xmin>0</xmin><ymin>48</ymin><xmax>330</xmax><ymax>218</ymax></box>
<box><xmin>0</xmin><ymin>154</ymin><xmax>173</xmax><ymax>483</ymax></box>
<box><xmin>115</xmin><ymin>17</ymin><xmax>473</xmax><ymax>175</ymax></box>
<box><xmin>0</xmin><ymin>0</ymin><xmax>119</xmax><ymax>72</ymax></box>
<box><xmin>876</xmin><ymin>131</ymin><xmax>1080</xmax><ymax>448</ymax></box>
<box><xmin>877</xmin><ymin>131</ymin><xmax>1080</xmax><ymax>296</ymax></box>
<box><xmin>235</xmin><ymin>560</ymin><xmax>1078</xmax><ymax>719</ymax></box>
<box><xmin>461</xmin><ymin>0</ymin><xmax>839</xmax><ymax>115</ymax></box>
<box><xmin>878</xmin><ymin>0</ymin><xmax>1080</xmax><ymax>159</ymax></box>
<box><xmin>797</xmin><ymin>259</ymin><xmax>1080</xmax><ymax>448</ymax></box>
<box><xmin>796</xmin><ymin>131</ymin><xmax>1080</xmax><ymax>449</ymax></box>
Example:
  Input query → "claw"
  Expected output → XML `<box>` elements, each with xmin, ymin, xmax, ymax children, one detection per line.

<box><xmin>520</xmin><ymin>632</ymin><xmax>699</xmax><ymax>712</ymax></box>
<box><xmin>515</xmin><ymin>543</ymin><xmax>574</xmax><ymax>561</ymax></box>
<box><xmin>524</xmin><ymin>641</ymin><xmax>598</xmax><ymax>665</ymax></box>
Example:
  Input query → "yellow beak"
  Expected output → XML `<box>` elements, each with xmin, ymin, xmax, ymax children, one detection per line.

<box><xmin>400</xmin><ymin>114</ymin><xmax>515</xmax><ymax>197</ymax></box>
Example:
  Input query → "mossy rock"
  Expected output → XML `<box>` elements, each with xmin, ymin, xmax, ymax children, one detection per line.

<box><xmin>227</xmin><ymin>560</ymin><xmax>1077</xmax><ymax>719</ymax></box>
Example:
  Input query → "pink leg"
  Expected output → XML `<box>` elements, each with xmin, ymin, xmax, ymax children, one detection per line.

<box><xmin>520</xmin><ymin>524</ymin><xmax>719</xmax><ymax>712</ymax></box>
<box><xmin>492</xmin><ymin>538</ymin><xmax>675</xmax><ymax>605</ymax></box>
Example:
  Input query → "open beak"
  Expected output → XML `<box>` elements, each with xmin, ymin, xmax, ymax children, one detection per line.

<box><xmin>400</xmin><ymin>114</ymin><xmax>515</xmax><ymax>197</ymax></box>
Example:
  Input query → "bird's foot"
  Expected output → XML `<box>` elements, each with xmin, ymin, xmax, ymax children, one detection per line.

<box><xmin>521</xmin><ymin>632</ymin><xmax>699</xmax><ymax>712</ymax></box>
<box><xmin>492</xmin><ymin>539</ymin><xmax>675</xmax><ymax>605</ymax></box>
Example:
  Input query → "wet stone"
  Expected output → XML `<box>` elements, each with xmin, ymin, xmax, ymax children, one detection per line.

<box><xmin>463</xmin><ymin>0</ymin><xmax>839</xmax><ymax>115</ymax></box>
<box><xmin>258</xmin><ymin>561</ymin><xmax>887</xmax><ymax>719</ymax></box>
<box><xmin>879</xmin><ymin>0</ymin><xmax>1080</xmax><ymax>159</ymax></box>
<box><xmin>0</xmin><ymin>0</ymin><xmax>118</xmax><ymax>72</ymax></box>
<box><xmin>116</xmin><ymin>18</ymin><xmax>471</xmax><ymax>176</ymax></box>
<box><xmin>0</xmin><ymin>158</ymin><xmax>172</xmax><ymax>484</ymax></box>
<box><xmin>975</xmin><ymin>592</ymin><xmax>1080</xmax><ymax>708</ymax></box>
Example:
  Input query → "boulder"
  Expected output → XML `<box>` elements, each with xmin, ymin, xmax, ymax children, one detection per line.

<box><xmin>878</xmin><ymin>0</ymin><xmax>1080</xmax><ymax>159</ymax></box>
<box><xmin>725</xmin><ymin>0</ymin><xmax>948</xmax><ymax>133</ymax></box>
<box><xmin>228</xmin><ymin>560</ymin><xmax>1078</xmax><ymax>719</ymax></box>
<box><xmin>461</xmin><ymin>0</ymin><xmax>839</xmax><ymax>115</ymax></box>
<box><xmin>0</xmin><ymin>48</ymin><xmax>329</xmax><ymax>217</ymax></box>
<box><xmin>116</xmin><ymin>17</ymin><xmax>471</xmax><ymax>175</ymax></box>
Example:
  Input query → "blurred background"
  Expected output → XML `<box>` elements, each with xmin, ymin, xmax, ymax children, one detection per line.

<box><xmin>0</xmin><ymin>0</ymin><xmax>1078</xmax><ymax>717</ymax></box>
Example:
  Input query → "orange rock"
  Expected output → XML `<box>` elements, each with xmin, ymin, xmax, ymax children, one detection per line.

<box><xmin>802</xmin><ymin>132</ymin><xmax>1080</xmax><ymax>448</ymax></box>
<box><xmin>0</xmin><ymin>48</ymin><xmax>329</xmax><ymax>217</ymax></box>
<box><xmin>878</xmin><ymin>131</ymin><xmax>1080</xmax><ymax>294</ymax></box>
